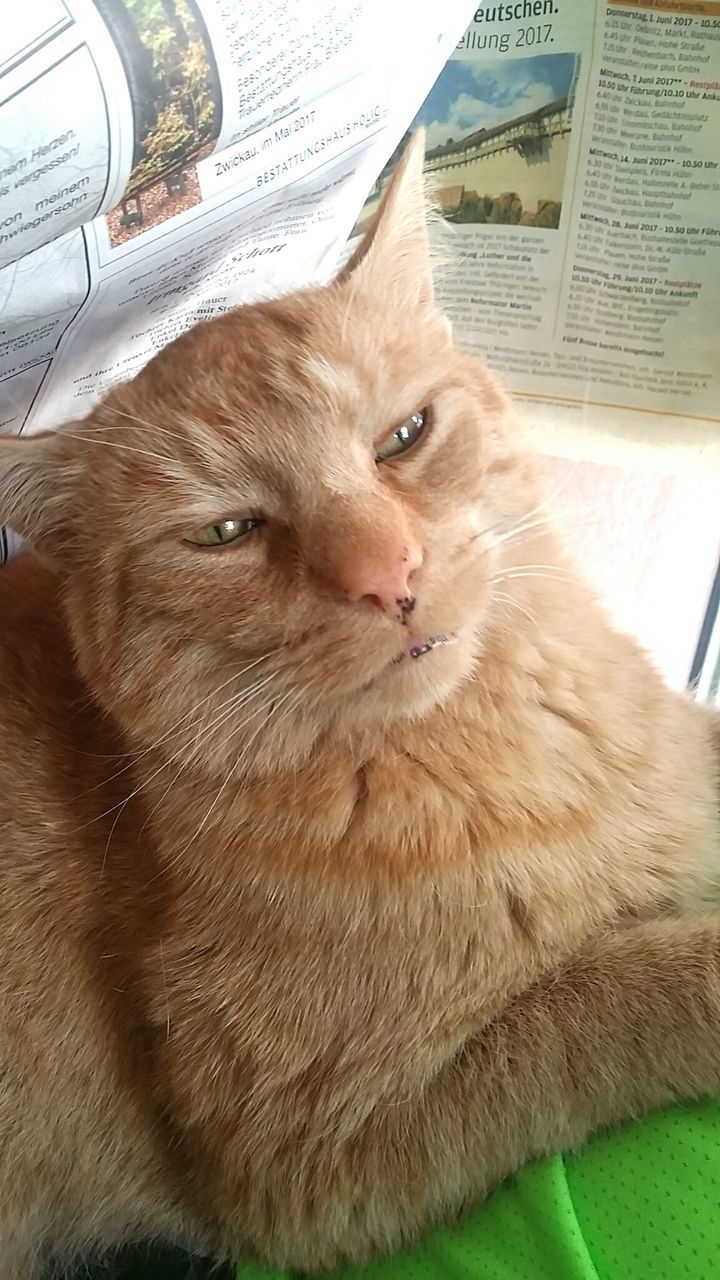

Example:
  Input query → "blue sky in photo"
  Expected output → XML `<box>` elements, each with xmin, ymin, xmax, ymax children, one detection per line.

<box><xmin>414</xmin><ymin>53</ymin><xmax>578</xmax><ymax>147</ymax></box>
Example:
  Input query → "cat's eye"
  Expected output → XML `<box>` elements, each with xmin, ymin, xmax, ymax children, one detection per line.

<box><xmin>184</xmin><ymin>517</ymin><xmax>262</xmax><ymax>548</ymax></box>
<box><xmin>375</xmin><ymin>410</ymin><xmax>427</xmax><ymax>463</ymax></box>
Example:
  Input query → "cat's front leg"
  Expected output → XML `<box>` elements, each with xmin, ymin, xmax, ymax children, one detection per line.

<box><xmin>240</xmin><ymin>915</ymin><xmax>720</xmax><ymax>1271</ymax></box>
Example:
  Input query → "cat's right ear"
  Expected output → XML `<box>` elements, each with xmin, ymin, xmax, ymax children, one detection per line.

<box><xmin>0</xmin><ymin>431</ymin><xmax>81</xmax><ymax>569</ymax></box>
<box><xmin>337</xmin><ymin>130</ymin><xmax>438</xmax><ymax>315</ymax></box>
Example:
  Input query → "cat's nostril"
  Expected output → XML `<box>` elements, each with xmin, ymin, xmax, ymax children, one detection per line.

<box><xmin>358</xmin><ymin>588</ymin><xmax>417</xmax><ymax>623</ymax></box>
<box><xmin>338</xmin><ymin>543</ymin><xmax>423</xmax><ymax>620</ymax></box>
<box><xmin>362</xmin><ymin>590</ymin><xmax>395</xmax><ymax>611</ymax></box>
<box><xmin>365</xmin><ymin>594</ymin><xmax>386</xmax><ymax>614</ymax></box>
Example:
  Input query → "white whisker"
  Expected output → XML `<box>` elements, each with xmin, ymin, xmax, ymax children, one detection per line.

<box><xmin>149</xmin><ymin>684</ymin><xmax>302</xmax><ymax>884</ymax></box>
<box><xmin>97</xmin><ymin>405</ymin><xmax>190</xmax><ymax>446</ymax></box>
<box><xmin>474</xmin><ymin>461</ymin><xmax>584</xmax><ymax>551</ymax></box>
<box><xmin>491</xmin><ymin>590</ymin><xmax>538</xmax><ymax>628</ymax></box>
<box><xmin>97</xmin><ymin>671</ymin><xmax>279</xmax><ymax>873</ymax></box>
<box><xmin>136</xmin><ymin>672</ymin><xmax>280</xmax><ymax>838</ymax></box>
<box><xmin>86</xmin><ymin>652</ymin><xmax>278</xmax><ymax>795</ymax></box>
<box><xmin>492</xmin><ymin>570</ymin><xmax>572</xmax><ymax>590</ymax></box>
<box><xmin>59</xmin><ymin>429</ymin><xmax>177</xmax><ymax>469</ymax></box>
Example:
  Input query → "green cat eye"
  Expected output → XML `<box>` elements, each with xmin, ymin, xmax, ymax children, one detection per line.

<box><xmin>375</xmin><ymin>410</ymin><xmax>427</xmax><ymax>462</ymax></box>
<box><xmin>185</xmin><ymin>517</ymin><xmax>262</xmax><ymax>548</ymax></box>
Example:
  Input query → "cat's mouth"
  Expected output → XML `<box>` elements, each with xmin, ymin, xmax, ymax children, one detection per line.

<box><xmin>391</xmin><ymin>633</ymin><xmax>456</xmax><ymax>665</ymax></box>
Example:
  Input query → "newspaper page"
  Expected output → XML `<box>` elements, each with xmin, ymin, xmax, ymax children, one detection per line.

<box><xmin>352</xmin><ymin>0</ymin><xmax>720</xmax><ymax>449</ymax></box>
<box><xmin>345</xmin><ymin>1</ymin><xmax>719</xmax><ymax>697</ymax></box>
<box><xmin>0</xmin><ymin>0</ymin><xmax>474</xmax><ymax>563</ymax></box>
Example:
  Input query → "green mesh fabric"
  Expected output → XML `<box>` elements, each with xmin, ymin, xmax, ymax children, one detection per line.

<box><xmin>237</xmin><ymin>1100</ymin><xmax>720</xmax><ymax>1280</ymax></box>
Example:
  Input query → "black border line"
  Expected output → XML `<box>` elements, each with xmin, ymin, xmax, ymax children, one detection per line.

<box><xmin>83</xmin><ymin>40</ymin><xmax>113</xmax><ymax>219</ymax></box>
<box><xmin>18</xmin><ymin>226</ymin><xmax>92</xmax><ymax>436</ymax></box>
<box><xmin>2</xmin><ymin>42</ymin><xmax>113</xmax><ymax>274</ymax></box>
<box><xmin>0</xmin><ymin>356</ymin><xmax>50</xmax><ymax>387</ymax></box>
<box><xmin>688</xmin><ymin>555</ymin><xmax>720</xmax><ymax>692</ymax></box>
<box><xmin>0</xmin><ymin>1</ymin><xmax>72</xmax><ymax>79</ymax></box>
<box><xmin>0</xmin><ymin>42</ymin><xmax>82</xmax><ymax>110</ymax></box>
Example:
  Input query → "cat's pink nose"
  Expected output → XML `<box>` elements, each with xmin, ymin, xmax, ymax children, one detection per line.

<box><xmin>342</xmin><ymin>544</ymin><xmax>423</xmax><ymax>621</ymax></box>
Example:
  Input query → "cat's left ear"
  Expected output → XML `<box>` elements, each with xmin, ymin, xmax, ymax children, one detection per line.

<box><xmin>0</xmin><ymin>431</ymin><xmax>81</xmax><ymax>569</ymax></box>
<box><xmin>338</xmin><ymin>129</ymin><xmax>437</xmax><ymax>313</ymax></box>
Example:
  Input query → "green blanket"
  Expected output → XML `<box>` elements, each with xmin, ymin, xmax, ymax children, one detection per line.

<box><xmin>238</xmin><ymin>1100</ymin><xmax>720</xmax><ymax>1280</ymax></box>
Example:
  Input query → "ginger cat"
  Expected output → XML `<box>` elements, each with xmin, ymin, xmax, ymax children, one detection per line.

<box><xmin>0</xmin><ymin>133</ymin><xmax>719</xmax><ymax>1278</ymax></box>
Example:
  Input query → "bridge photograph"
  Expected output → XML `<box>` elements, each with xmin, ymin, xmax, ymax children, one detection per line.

<box><xmin>357</xmin><ymin>52</ymin><xmax>579</xmax><ymax>235</ymax></box>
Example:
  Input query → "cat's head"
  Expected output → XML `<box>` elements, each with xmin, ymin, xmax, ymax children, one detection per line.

<box><xmin>0</xmin><ymin>133</ymin><xmax>540</xmax><ymax>773</ymax></box>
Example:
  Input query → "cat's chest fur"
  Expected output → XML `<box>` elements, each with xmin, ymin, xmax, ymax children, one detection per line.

<box><xmin>144</xmin><ymin>655</ymin><xmax>717</xmax><ymax>1077</ymax></box>
<box><xmin>150</xmin><ymin>632</ymin><xmax>715</xmax><ymax>909</ymax></box>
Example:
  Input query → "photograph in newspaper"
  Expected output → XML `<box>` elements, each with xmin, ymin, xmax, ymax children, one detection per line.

<box><xmin>351</xmin><ymin>1</ymin><xmax>720</xmax><ymax>433</ymax></box>
<box><xmin>101</xmin><ymin>0</ymin><xmax>222</xmax><ymax>247</ymax></box>
<box><xmin>356</xmin><ymin>52</ymin><xmax>578</xmax><ymax>236</ymax></box>
<box><xmin>0</xmin><ymin>1</ymin><xmax>475</xmax><ymax>563</ymax></box>
<box><xmin>419</xmin><ymin>53</ymin><xmax>578</xmax><ymax>228</ymax></box>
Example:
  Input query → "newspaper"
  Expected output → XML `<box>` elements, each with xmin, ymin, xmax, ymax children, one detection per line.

<box><xmin>2</xmin><ymin>1</ymin><xmax>720</xmax><ymax>567</ymax></box>
<box><xmin>0</xmin><ymin>0</ymin><xmax>474</xmax><ymax>563</ymax></box>
<box><xmin>352</xmin><ymin>0</ymin><xmax>720</xmax><ymax>451</ymax></box>
<box><xmin>343</xmin><ymin>0</ymin><xmax>719</xmax><ymax>700</ymax></box>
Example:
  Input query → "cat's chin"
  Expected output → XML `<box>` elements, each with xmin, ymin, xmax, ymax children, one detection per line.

<box><xmin>390</xmin><ymin>632</ymin><xmax>457</xmax><ymax>665</ymax></box>
<box><xmin>350</xmin><ymin>626</ymin><xmax>477</xmax><ymax>723</ymax></box>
